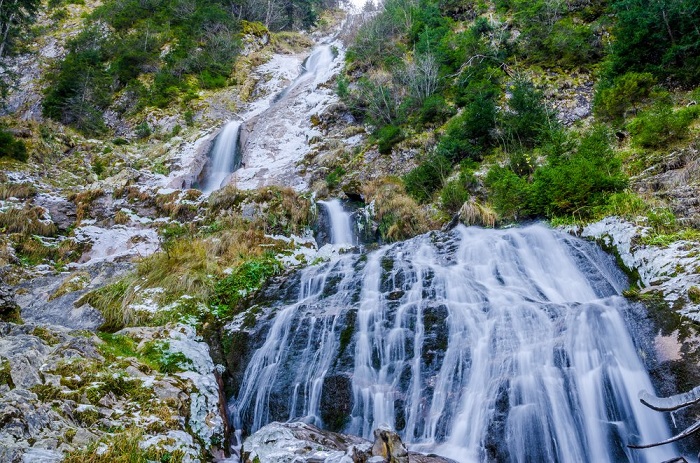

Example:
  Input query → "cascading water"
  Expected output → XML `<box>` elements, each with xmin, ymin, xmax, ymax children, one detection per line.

<box><xmin>274</xmin><ymin>44</ymin><xmax>336</xmax><ymax>103</ymax></box>
<box><xmin>200</xmin><ymin>121</ymin><xmax>242</xmax><ymax>194</ymax></box>
<box><xmin>230</xmin><ymin>223</ymin><xmax>679</xmax><ymax>462</ymax></box>
<box><xmin>318</xmin><ymin>199</ymin><xmax>354</xmax><ymax>245</ymax></box>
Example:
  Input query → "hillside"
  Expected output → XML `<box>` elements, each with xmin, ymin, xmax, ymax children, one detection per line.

<box><xmin>1</xmin><ymin>0</ymin><xmax>700</xmax><ymax>461</ymax></box>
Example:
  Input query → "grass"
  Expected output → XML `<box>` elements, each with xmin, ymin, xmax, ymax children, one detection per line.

<box><xmin>362</xmin><ymin>177</ymin><xmax>436</xmax><ymax>242</ymax></box>
<box><xmin>0</xmin><ymin>182</ymin><xmax>37</xmax><ymax>200</ymax></box>
<box><xmin>0</xmin><ymin>207</ymin><xmax>57</xmax><ymax>236</ymax></box>
<box><xmin>62</xmin><ymin>427</ymin><xmax>186</xmax><ymax>463</ymax></box>
<box><xmin>98</xmin><ymin>333</ymin><xmax>192</xmax><ymax>374</ymax></box>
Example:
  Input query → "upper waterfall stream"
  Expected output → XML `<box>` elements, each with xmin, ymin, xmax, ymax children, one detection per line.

<box><xmin>200</xmin><ymin>121</ymin><xmax>242</xmax><ymax>194</ymax></box>
<box><xmin>230</xmin><ymin>211</ymin><xmax>677</xmax><ymax>462</ymax></box>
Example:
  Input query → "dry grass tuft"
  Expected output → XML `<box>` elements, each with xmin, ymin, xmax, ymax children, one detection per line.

<box><xmin>459</xmin><ymin>199</ymin><xmax>497</xmax><ymax>228</ymax></box>
<box><xmin>0</xmin><ymin>182</ymin><xmax>37</xmax><ymax>200</ymax></box>
<box><xmin>70</xmin><ymin>188</ymin><xmax>104</xmax><ymax>223</ymax></box>
<box><xmin>362</xmin><ymin>177</ymin><xmax>437</xmax><ymax>241</ymax></box>
<box><xmin>0</xmin><ymin>206</ymin><xmax>57</xmax><ymax>236</ymax></box>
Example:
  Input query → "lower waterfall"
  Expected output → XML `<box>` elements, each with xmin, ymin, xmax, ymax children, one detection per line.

<box><xmin>230</xmin><ymin>222</ymin><xmax>677</xmax><ymax>462</ymax></box>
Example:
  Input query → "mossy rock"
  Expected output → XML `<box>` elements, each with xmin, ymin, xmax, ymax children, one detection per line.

<box><xmin>688</xmin><ymin>286</ymin><xmax>700</xmax><ymax>304</ymax></box>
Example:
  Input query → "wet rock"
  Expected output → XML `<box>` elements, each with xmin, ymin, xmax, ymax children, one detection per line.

<box><xmin>372</xmin><ymin>426</ymin><xmax>409</xmax><ymax>463</ymax></box>
<box><xmin>320</xmin><ymin>374</ymin><xmax>353</xmax><ymax>432</ymax></box>
<box><xmin>15</xmin><ymin>261</ymin><xmax>129</xmax><ymax>330</ymax></box>
<box><xmin>242</xmin><ymin>422</ymin><xmax>457</xmax><ymax>463</ymax></box>
<box><xmin>242</xmin><ymin>421</ymin><xmax>370</xmax><ymax>463</ymax></box>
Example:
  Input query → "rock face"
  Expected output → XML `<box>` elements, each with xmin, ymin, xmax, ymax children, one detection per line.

<box><xmin>0</xmin><ymin>322</ymin><xmax>228</xmax><ymax>462</ymax></box>
<box><xmin>580</xmin><ymin>217</ymin><xmax>700</xmax><ymax>321</ymax></box>
<box><xmin>0</xmin><ymin>281</ymin><xmax>21</xmax><ymax>323</ymax></box>
<box><xmin>241</xmin><ymin>422</ymin><xmax>456</xmax><ymax>463</ymax></box>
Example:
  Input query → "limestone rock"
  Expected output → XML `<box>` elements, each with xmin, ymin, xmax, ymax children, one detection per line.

<box><xmin>0</xmin><ymin>281</ymin><xmax>21</xmax><ymax>323</ymax></box>
<box><xmin>371</xmin><ymin>426</ymin><xmax>409</xmax><ymax>463</ymax></box>
<box><xmin>241</xmin><ymin>422</ymin><xmax>457</xmax><ymax>463</ymax></box>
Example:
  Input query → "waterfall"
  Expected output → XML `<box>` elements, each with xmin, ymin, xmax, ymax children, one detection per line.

<box><xmin>200</xmin><ymin>121</ymin><xmax>242</xmax><ymax>194</ymax></box>
<box><xmin>273</xmin><ymin>45</ymin><xmax>336</xmax><ymax>104</ymax></box>
<box><xmin>319</xmin><ymin>199</ymin><xmax>354</xmax><ymax>245</ymax></box>
<box><xmin>231</xmin><ymin>224</ymin><xmax>678</xmax><ymax>462</ymax></box>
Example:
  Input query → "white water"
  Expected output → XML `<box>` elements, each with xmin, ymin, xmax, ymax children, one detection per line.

<box><xmin>232</xmin><ymin>224</ymin><xmax>678</xmax><ymax>462</ymax></box>
<box><xmin>200</xmin><ymin>121</ymin><xmax>242</xmax><ymax>194</ymax></box>
<box><xmin>231</xmin><ymin>43</ymin><xmax>341</xmax><ymax>191</ymax></box>
<box><xmin>319</xmin><ymin>199</ymin><xmax>354</xmax><ymax>245</ymax></box>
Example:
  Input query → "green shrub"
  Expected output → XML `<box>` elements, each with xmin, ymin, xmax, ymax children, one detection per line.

<box><xmin>485</xmin><ymin>166</ymin><xmax>533</xmax><ymax>220</ymax></box>
<box><xmin>419</xmin><ymin>94</ymin><xmax>453</xmax><ymax>125</ymax></box>
<box><xmin>440</xmin><ymin>178</ymin><xmax>470</xmax><ymax>213</ymax></box>
<box><xmin>135</xmin><ymin>121</ymin><xmax>152</xmax><ymax>139</ymax></box>
<box><xmin>326</xmin><ymin>166</ymin><xmax>346</xmax><ymax>189</ymax></box>
<box><xmin>404</xmin><ymin>154</ymin><xmax>451</xmax><ymax>203</ymax></box>
<box><xmin>436</xmin><ymin>94</ymin><xmax>496</xmax><ymax>163</ymax></box>
<box><xmin>376</xmin><ymin>125</ymin><xmax>404</xmax><ymax>154</ymax></box>
<box><xmin>213</xmin><ymin>257</ymin><xmax>282</xmax><ymax>318</ymax></box>
<box><xmin>200</xmin><ymin>70</ymin><xmax>227</xmax><ymax>89</ymax></box>
<box><xmin>593</xmin><ymin>72</ymin><xmax>657</xmax><ymax>122</ymax></box>
<box><xmin>628</xmin><ymin>104</ymin><xmax>699</xmax><ymax>149</ymax></box>
<box><xmin>0</xmin><ymin>128</ymin><xmax>28</xmax><ymax>162</ymax></box>
<box><xmin>499</xmin><ymin>79</ymin><xmax>553</xmax><ymax>152</ymax></box>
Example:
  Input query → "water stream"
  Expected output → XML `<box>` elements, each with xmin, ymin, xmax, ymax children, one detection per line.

<box><xmin>318</xmin><ymin>199</ymin><xmax>355</xmax><ymax>245</ymax></box>
<box><xmin>230</xmin><ymin>202</ymin><xmax>678</xmax><ymax>462</ymax></box>
<box><xmin>200</xmin><ymin>121</ymin><xmax>242</xmax><ymax>194</ymax></box>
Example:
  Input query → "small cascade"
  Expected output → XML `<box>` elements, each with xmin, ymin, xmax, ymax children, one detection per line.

<box><xmin>318</xmin><ymin>199</ymin><xmax>354</xmax><ymax>246</ymax></box>
<box><xmin>230</xmin><ymin>224</ymin><xmax>679</xmax><ymax>463</ymax></box>
<box><xmin>200</xmin><ymin>121</ymin><xmax>242</xmax><ymax>194</ymax></box>
<box><xmin>273</xmin><ymin>45</ymin><xmax>336</xmax><ymax>103</ymax></box>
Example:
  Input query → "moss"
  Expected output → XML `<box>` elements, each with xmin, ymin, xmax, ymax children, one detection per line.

<box><xmin>688</xmin><ymin>286</ymin><xmax>700</xmax><ymax>304</ymax></box>
<box><xmin>32</xmin><ymin>326</ymin><xmax>61</xmax><ymax>345</ymax></box>
<box><xmin>49</xmin><ymin>271</ymin><xmax>91</xmax><ymax>301</ymax></box>
<box><xmin>75</xmin><ymin>406</ymin><xmax>100</xmax><ymax>426</ymax></box>
<box><xmin>0</xmin><ymin>359</ymin><xmax>14</xmax><ymax>389</ymax></box>
<box><xmin>337</xmin><ymin>310</ymin><xmax>357</xmax><ymax>357</ymax></box>
<box><xmin>31</xmin><ymin>383</ymin><xmax>66</xmax><ymax>401</ymax></box>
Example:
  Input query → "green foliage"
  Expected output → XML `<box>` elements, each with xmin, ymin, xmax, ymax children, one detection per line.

<box><xmin>484</xmin><ymin>166</ymin><xmax>533</xmax><ymax>220</ymax></box>
<box><xmin>419</xmin><ymin>94</ymin><xmax>453</xmax><ymax>125</ymax></box>
<box><xmin>404</xmin><ymin>154</ymin><xmax>451</xmax><ymax>203</ymax></box>
<box><xmin>486</xmin><ymin>126</ymin><xmax>628</xmax><ymax>220</ymax></box>
<box><xmin>513</xmin><ymin>0</ymin><xmax>602</xmax><ymax>68</ymax></box>
<box><xmin>43</xmin><ymin>0</ymin><xmax>243</xmax><ymax>130</ymax></box>
<box><xmin>627</xmin><ymin>104</ymin><xmax>699</xmax><ymax>149</ymax></box>
<box><xmin>532</xmin><ymin>127</ymin><xmax>628</xmax><ymax>217</ymax></box>
<box><xmin>436</xmin><ymin>93</ymin><xmax>496</xmax><ymax>162</ymax></box>
<box><xmin>375</xmin><ymin>124</ymin><xmax>404</xmax><ymax>154</ymax></box>
<box><xmin>325</xmin><ymin>166</ymin><xmax>346</xmax><ymax>189</ymax></box>
<box><xmin>607</xmin><ymin>0</ymin><xmax>700</xmax><ymax>85</ymax></box>
<box><xmin>0</xmin><ymin>128</ymin><xmax>28</xmax><ymax>162</ymax></box>
<box><xmin>135</xmin><ymin>121</ymin><xmax>152</xmax><ymax>139</ymax></box>
<box><xmin>213</xmin><ymin>256</ymin><xmax>282</xmax><ymax>318</ymax></box>
<box><xmin>593</xmin><ymin>72</ymin><xmax>657</xmax><ymax>122</ymax></box>
<box><xmin>499</xmin><ymin>79</ymin><xmax>554</xmax><ymax>152</ymax></box>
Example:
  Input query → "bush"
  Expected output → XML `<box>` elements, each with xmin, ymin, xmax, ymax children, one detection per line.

<box><xmin>499</xmin><ymin>79</ymin><xmax>553</xmax><ymax>151</ymax></box>
<box><xmin>375</xmin><ymin>125</ymin><xmax>404</xmax><ymax>154</ymax></box>
<box><xmin>404</xmin><ymin>154</ymin><xmax>451</xmax><ymax>203</ymax></box>
<box><xmin>593</xmin><ymin>72</ymin><xmax>656</xmax><ymax>122</ymax></box>
<box><xmin>436</xmin><ymin>94</ymin><xmax>496</xmax><ymax>163</ymax></box>
<box><xmin>628</xmin><ymin>104</ymin><xmax>699</xmax><ymax>149</ymax></box>
<box><xmin>0</xmin><ymin>128</ymin><xmax>28</xmax><ymax>162</ymax></box>
<box><xmin>485</xmin><ymin>166</ymin><xmax>533</xmax><ymax>220</ymax></box>
<box><xmin>486</xmin><ymin>126</ymin><xmax>627</xmax><ymax>220</ymax></box>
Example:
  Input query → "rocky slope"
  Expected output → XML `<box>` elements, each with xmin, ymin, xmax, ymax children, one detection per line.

<box><xmin>1</xmin><ymin>1</ymin><xmax>700</xmax><ymax>462</ymax></box>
